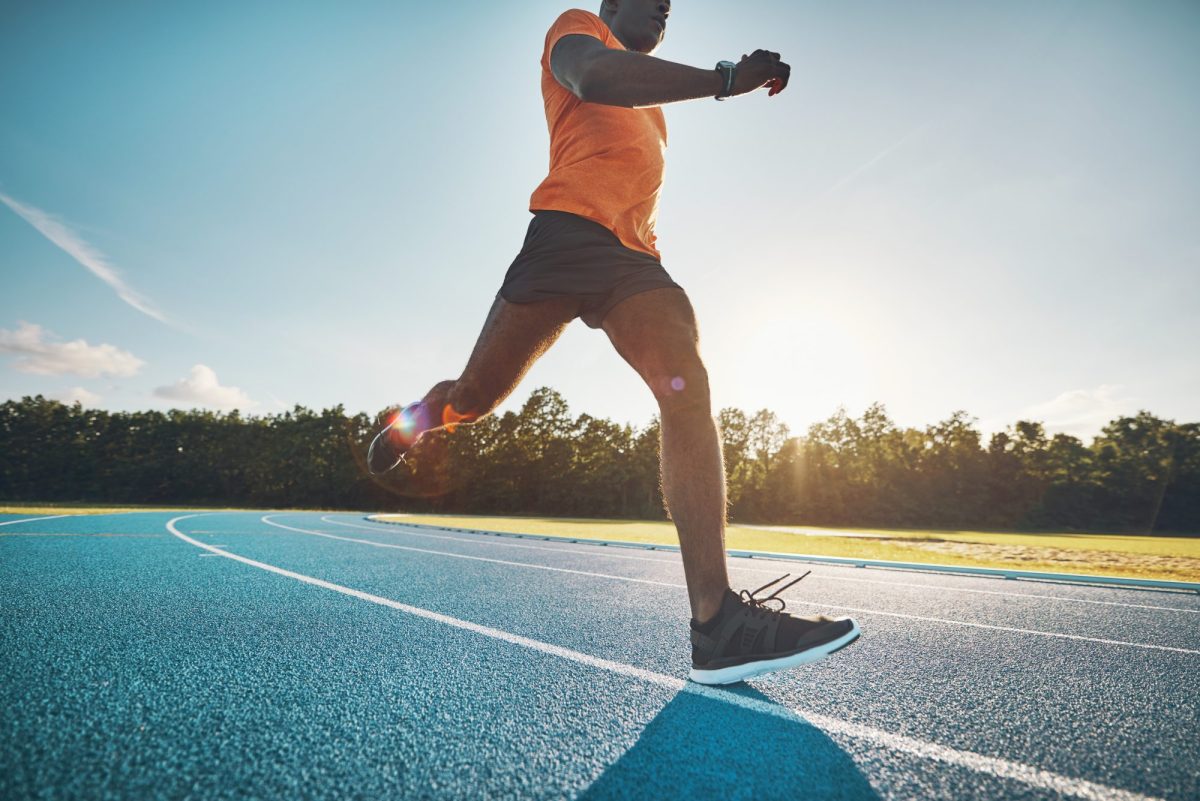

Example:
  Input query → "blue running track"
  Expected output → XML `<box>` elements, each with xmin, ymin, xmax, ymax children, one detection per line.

<box><xmin>2</xmin><ymin>511</ymin><xmax>1198</xmax><ymax>800</ymax></box>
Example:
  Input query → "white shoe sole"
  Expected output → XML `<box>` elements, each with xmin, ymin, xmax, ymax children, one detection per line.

<box><xmin>688</xmin><ymin>618</ymin><xmax>861</xmax><ymax>686</ymax></box>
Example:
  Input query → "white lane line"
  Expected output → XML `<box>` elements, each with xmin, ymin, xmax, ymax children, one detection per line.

<box><xmin>168</xmin><ymin>515</ymin><xmax>1161</xmax><ymax>801</ymax></box>
<box><xmin>781</xmin><ymin>572</ymin><xmax>1200</xmax><ymax>614</ymax></box>
<box><xmin>333</xmin><ymin>516</ymin><xmax>1200</xmax><ymax>615</ymax></box>
<box><xmin>271</xmin><ymin>516</ymin><xmax>1200</xmax><ymax>656</ymax></box>
<box><xmin>320</xmin><ymin>516</ymin><xmax>687</xmax><ymax>566</ymax></box>
<box><xmin>0</xmin><ymin>514</ymin><xmax>73</xmax><ymax>527</ymax></box>
<box><xmin>263</xmin><ymin>516</ymin><xmax>685</xmax><ymax>590</ymax></box>
<box><xmin>783</xmin><ymin>602</ymin><xmax>1200</xmax><ymax>655</ymax></box>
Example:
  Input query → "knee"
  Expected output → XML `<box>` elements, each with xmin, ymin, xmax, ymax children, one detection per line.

<box><xmin>651</xmin><ymin>361</ymin><xmax>712</xmax><ymax>420</ymax></box>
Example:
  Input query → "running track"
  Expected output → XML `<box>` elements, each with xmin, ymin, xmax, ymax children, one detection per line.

<box><xmin>2</xmin><ymin>511</ymin><xmax>1198</xmax><ymax>800</ymax></box>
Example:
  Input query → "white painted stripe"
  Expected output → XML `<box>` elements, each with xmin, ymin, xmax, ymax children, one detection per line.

<box><xmin>782</xmin><ymin>572</ymin><xmax>1200</xmax><ymax>614</ymax></box>
<box><xmin>284</xmin><ymin>516</ymin><xmax>1200</xmax><ymax>655</ymax></box>
<box><xmin>0</xmin><ymin>514</ymin><xmax>72</xmax><ymax>527</ymax></box>
<box><xmin>321</xmin><ymin>515</ymin><xmax>689</xmax><ymax>566</ymax></box>
<box><xmin>783</xmin><ymin>601</ymin><xmax>1200</xmax><ymax>655</ymax></box>
<box><xmin>262</xmin><ymin>516</ymin><xmax>685</xmax><ymax>590</ymax></box>
<box><xmin>167</xmin><ymin>515</ymin><xmax>1162</xmax><ymax>801</ymax></box>
<box><xmin>338</xmin><ymin>515</ymin><xmax>1200</xmax><ymax>615</ymax></box>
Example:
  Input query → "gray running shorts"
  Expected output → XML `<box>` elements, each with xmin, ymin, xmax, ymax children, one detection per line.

<box><xmin>499</xmin><ymin>210</ymin><xmax>682</xmax><ymax>329</ymax></box>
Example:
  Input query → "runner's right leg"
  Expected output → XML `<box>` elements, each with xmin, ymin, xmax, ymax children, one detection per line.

<box><xmin>368</xmin><ymin>295</ymin><xmax>579</xmax><ymax>474</ymax></box>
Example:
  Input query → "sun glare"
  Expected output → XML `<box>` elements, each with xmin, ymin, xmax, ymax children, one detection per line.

<box><xmin>716</xmin><ymin>299</ymin><xmax>879</xmax><ymax>429</ymax></box>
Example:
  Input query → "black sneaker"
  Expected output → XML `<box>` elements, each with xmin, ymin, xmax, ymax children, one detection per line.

<box><xmin>689</xmin><ymin>573</ymin><xmax>860</xmax><ymax>685</ymax></box>
<box><xmin>367</xmin><ymin>402</ymin><xmax>429</xmax><ymax>475</ymax></box>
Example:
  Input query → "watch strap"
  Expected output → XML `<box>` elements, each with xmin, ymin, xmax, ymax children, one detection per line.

<box><xmin>715</xmin><ymin>61</ymin><xmax>736</xmax><ymax>101</ymax></box>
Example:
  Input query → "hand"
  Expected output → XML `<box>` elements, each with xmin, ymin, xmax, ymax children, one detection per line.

<box><xmin>732</xmin><ymin>49</ymin><xmax>790</xmax><ymax>97</ymax></box>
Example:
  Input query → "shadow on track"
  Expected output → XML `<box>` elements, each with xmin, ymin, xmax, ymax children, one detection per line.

<box><xmin>578</xmin><ymin>684</ymin><xmax>878</xmax><ymax>800</ymax></box>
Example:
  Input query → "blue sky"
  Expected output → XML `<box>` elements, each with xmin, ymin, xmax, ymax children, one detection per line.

<box><xmin>2</xmin><ymin>0</ymin><xmax>1197</xmax><ymax>440</ymax></box>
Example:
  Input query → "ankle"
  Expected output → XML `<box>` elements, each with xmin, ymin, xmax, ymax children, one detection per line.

<box><xmin>691</xmin><ymin>587</ymin><xmax>732</xmax><ymax>627</ymax></box>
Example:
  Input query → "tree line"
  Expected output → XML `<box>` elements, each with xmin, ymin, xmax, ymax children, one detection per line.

<box><xmin>1</xmin><ymin>389</ymin><xmax>1196</xmax><ymax>533</ymax></box>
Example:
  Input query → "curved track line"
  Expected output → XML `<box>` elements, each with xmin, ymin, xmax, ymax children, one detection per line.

<box><xmin>320</xmin><ymin>516</ymin><xmax>689</xmax><ymax>565</ymax></box>
<box><xmin>169</xmin><ymin>514</ymin><xmax>1163</xmax><ymax>801</ymax></box>
<box><xmin>333</xmin><ymin>516</ymin><xmax>1200</xmax><ymax>615</ymax></box>
<box><xmin>269</xmin><ymin>516</ymin><xmax>1200</xmax><ymax>655</ymax></box>
<box><xmin>263</xmin><ymin>515</ymin><xmax>685</xmax><ymax>589</ymax></box>
<box><xmin>0</xmin><ymin>514</ymin><xmax>73</xmax><ymax>527</ymax></box>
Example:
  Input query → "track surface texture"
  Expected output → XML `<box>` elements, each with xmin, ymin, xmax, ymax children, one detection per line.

<box><xmin>2</xmin><ymin>511</ymin><xmax>1198</xmax><ymax>800</ymax></box>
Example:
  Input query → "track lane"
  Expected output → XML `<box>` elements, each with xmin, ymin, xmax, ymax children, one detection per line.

<box><xmin>275</xmin><ymin>515</ymin><xmax>1200</xmax><ymax>653</ymax></box>
<box><xmin>335</xmin><ymin>515</ymin><xmax>1200</xmax><ymax>614</ymax></box>
<box><xmin>3</xmin><ymin>511</ymin><xmax>1196</xmax><ymax>799</ymax></box>
<box><xmin>167</xmin><ymin>514</ymin><xmax>1165</xmax><ymax>801</ymax></box>
<box><xmin>182</xmin><ymin>512</ymin><xmax>1198</xmax><ymax>799</ymax></box>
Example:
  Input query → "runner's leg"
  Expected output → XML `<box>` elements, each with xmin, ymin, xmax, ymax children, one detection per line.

<box><xmin>409</xmin><ymin>294</ymin><xmax>579</xmax><ymax>439</ymax></box>
<box><xmin>601</xmin><ymin>287</ymin><xmax>730</xmax><ymax>623</ymax></box>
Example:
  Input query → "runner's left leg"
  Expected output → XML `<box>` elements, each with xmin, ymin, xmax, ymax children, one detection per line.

<box><xmin>371</xmin><ymin>295</ymin><xmax>579</xmax><ymax>471</ymax></box>
<box><xmin>420</xmin><ymin>293</ymin><xmax>581</xmax><ymax>428</ymax></box>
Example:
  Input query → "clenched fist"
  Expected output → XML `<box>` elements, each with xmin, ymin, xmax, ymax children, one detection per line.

<box><xmin>732</xmin><ymin>49</ymin><xmax>791</xmax><ymax>97</ymax></box>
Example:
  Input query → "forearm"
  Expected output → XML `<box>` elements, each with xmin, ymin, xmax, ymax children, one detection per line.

<box><xmin>578</xmin><ymin>50</ymin><xmax>723</xmax><ymax>108</ymax></box>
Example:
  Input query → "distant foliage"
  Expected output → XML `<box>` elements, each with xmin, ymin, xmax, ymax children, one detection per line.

<box><xmin>1</xmin><ymin>391</ymin><xmax>1196</xmax><ymax>533</ymax></box>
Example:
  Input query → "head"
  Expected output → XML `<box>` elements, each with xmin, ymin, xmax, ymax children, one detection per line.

<box><xmin>598</xmin><ymin>0</ymin><xmax>670</xmax><ymax>54</ymax></box>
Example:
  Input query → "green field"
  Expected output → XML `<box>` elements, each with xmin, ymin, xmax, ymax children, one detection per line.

<box><xmin>374</xmin><ymin>514</ymin><xmax>1200</xmax><ymax>584</ymax></box>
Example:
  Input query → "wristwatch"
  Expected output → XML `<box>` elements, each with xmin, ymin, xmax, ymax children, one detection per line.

<box><xmin>714</xmin><ymin>60</ymin><xmax>737</xmax><ymax>101</ymax></box>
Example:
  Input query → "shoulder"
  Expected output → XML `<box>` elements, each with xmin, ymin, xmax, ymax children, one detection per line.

<box><xmin>542</xmin><ymin>9</ymin><xmax>612</xmax><ymax>72</ymax></box>
<box><xmin>545</xmin><ymin>8</ymin><xmax>609</xmax><ymax>42</ymax></box>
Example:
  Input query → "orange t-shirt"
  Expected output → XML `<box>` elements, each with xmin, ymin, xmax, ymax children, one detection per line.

<box><xmin>529</xmin><ymin>9</ymin><xmax>668</xmax><ymax>259</ymax></box>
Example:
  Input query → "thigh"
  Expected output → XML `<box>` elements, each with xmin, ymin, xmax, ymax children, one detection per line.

<box><xmin>459</xmin><ymin>294</ymin><xmax>580</xmax><ymax>402</ymax></box>
<box><xmin>601</xmin><ymin>287</ymin><xmax>708</xmax><ymax>402</ymax></box>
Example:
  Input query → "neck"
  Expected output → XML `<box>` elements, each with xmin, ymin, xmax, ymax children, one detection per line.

<box><xmin>599</xmin><ymin>12</ymin><xmax>633</xmax><ymax>51</ymax></box>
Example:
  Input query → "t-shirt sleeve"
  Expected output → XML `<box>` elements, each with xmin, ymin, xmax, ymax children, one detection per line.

<box><xmin>540</xmin><ymin>9</ymin><xmax>611</xmax><ymax>72</ymax></box>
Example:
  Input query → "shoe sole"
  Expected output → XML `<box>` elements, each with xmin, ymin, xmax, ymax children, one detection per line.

<box><xmin>688</xmin><ymin>619</ymin><xmax>861</xmax><ymax>686</ymax></box>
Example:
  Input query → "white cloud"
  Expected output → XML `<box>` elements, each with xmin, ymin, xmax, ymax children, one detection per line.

<box><xmin>0</xmin><ymin>322</ymin><xmax>144</xmax><ymax>377</ymax></box>
<box><xmin>0</xmin><ymin>191</ymin><xmax>168</xmax><ymax>324</ymax></box>
<box><xmin>154</xmin><ymin>364</ymin><xmax>256</xmax><ymax>410</ymax></box>
<box><xmin>1021</xmin><ymin>385</ymin><xmax>1139</xmax><ymax>439</ymax></box>
<box><xmin>53</xmin><ymin>387</ymin><xmax>102</xmax><ymax>406</ymax></box>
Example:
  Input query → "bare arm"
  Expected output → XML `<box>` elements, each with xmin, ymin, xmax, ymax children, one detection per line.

<box><xmin>551</xmin><ymin>35</ymin><xmax>790</xmax><ymax>108</ymax></box>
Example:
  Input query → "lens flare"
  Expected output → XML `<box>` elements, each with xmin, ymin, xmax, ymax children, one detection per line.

<box><xmin>670</xmin><ymin>376</ymin><xmax>686</xmax><ymax>392</ymax></box>
<box><xmin>389</xmin><ymin>402</ymin><xmax>427</xmax><ymax>446</ymax></box>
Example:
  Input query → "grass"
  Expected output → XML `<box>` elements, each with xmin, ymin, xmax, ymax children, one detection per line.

<box><xmin>373</xmin><ymin>513</ymin><xmax>1200</xmax><ymax>584</ymax></box>
<box><xmin>1</xmin><ymin>503</ymin><xmax>193</xmax><ymax>515</ymax></box>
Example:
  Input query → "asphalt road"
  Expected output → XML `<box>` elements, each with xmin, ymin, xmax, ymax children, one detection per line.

<box><xmin>2</xmin><ymin>511</ymin><xmax>1198</xmax><ymax>800</ymax></box>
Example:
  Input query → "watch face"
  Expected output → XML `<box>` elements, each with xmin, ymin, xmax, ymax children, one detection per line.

<box><xmin>718</xmin><ymin>60</ymin><xmax>735</xmax><ymax>69</ymax></box>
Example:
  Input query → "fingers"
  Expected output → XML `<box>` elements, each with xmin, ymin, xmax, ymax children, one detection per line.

<box><xmin>738</xmin><ymin>49</ymin><xmax>791</xmax><ymax>97</ymax></box>
<box><xmin>773</xmin><ymin>61</ymin><xmax>791</xmax><ymax>95</ymax></box>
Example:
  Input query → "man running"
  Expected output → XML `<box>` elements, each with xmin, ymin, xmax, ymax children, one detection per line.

<box><xmin>368</xmin><ymin>0</ymin><xmax>859</xmax><ymax>685</ymax></box>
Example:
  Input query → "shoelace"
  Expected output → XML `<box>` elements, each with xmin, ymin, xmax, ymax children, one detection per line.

<box><xmin>739</xmin><ymin>571</ymin><xmax>811</xmax><ymax>615</ymax></box>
